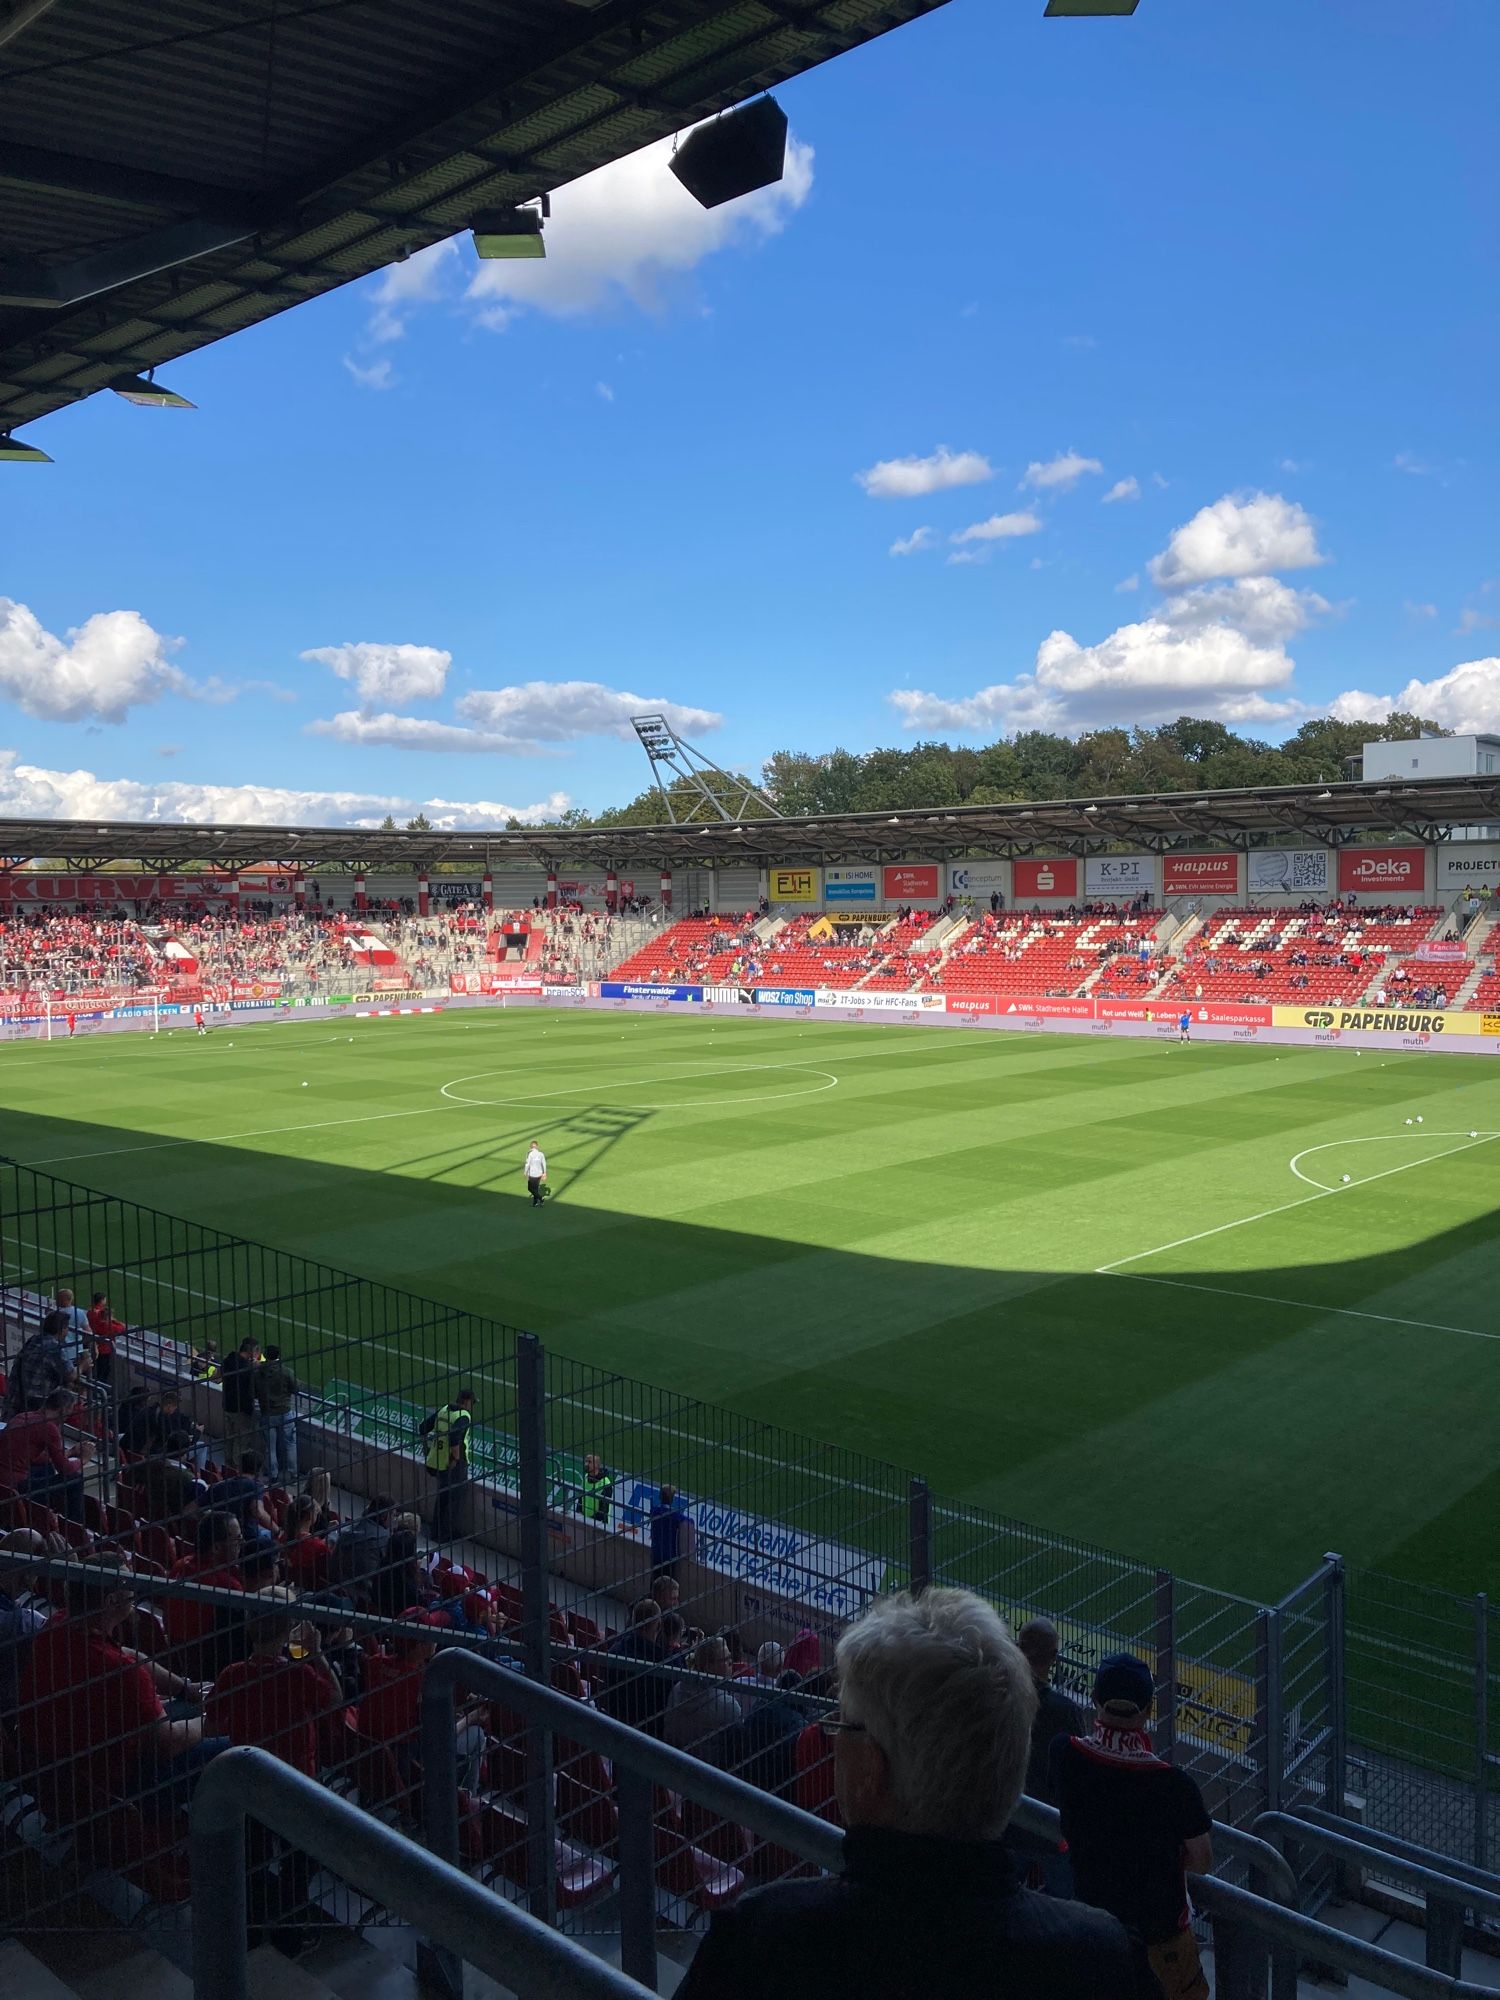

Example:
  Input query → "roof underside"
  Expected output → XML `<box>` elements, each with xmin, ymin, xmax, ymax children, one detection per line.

<box><xmin>0</xmin><ymin>0</ymin><xmax>948</xmax><ymax>433</ymax></box>
<box><xmin>4</xmin><ymin>775</ymin><xmax>1499</xmax><ymax>869</ymax></box>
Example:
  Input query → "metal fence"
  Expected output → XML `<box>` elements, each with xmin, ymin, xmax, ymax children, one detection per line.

<box><xmin>0</xmin><ymin>1152</ymin><xmax>1495</xmax><ymax>1951</ymax></box>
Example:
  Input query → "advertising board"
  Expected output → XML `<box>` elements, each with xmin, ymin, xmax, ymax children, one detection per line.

<box><xmin>749</xmin><ymin>988</ymin><xmax>817</xmax><ymax>1007</ymax></box>
<box><xmin>768</xmin><ymin>866</ymin><xmax>821</xmax><ymax>904</ymax></box>
<box><xmin>882</xmin><ymin>864</ymin><xmax>940</xmax><ymax>900</ymax></box>
<box><xmin>1246</xmin><ymin>848</ymin><xmax>1330</xmax><ymax>895</ymax></box>
<box><xmin>824</xmin><ymin>867</ymin><xmax>878</xmax><ymax>905</ymax></box>
<box><xmin>998</xmin><ymin>995</ymin><xmax>1093</xmax><ymax>1019</ymax></box>
<box><xmin>1435</xmin><ymin>843</ymin><xmax>1500</xmax><ymax>890</ymax></box>
<box><xmin>600</xmin><ymin>982</ymin><xmax>703</xmax><ymax>1002</ymax></box>
<box><xmin>1337</xmin><ymin>846</ymin><xmax>1426</xmax><ymax>895</ymax></box>
<box><xmin>1084</xmin><ymin>855</ymin><xmax>1157</xmax><ymax>898</ymax></box>
<box><xmin>1272</xmin><ymin>1005</ymin><xmax>1480</xmax><ymax>1036</ymax></box>
<box><xmin>1013</xmin><ymin>857</ymin><xmax>1078</xmax><ymax>899</ymax></box>
<box><xmin>947</xmin><ymin>860</ymin><xmax>1008</xmax><ymax>898</ymax></box>
<box><xmin>816</xmin><ymin>989</ymin><xmax>947</xmax><ymax>1012</ymax></box>
<box><xmin>1162</xmin><ymin>853</ymin><xmax>1240</xmax><ymax>897</ymax></box>
<box><xmin>944</xmin><ymin>995</ymin><xmax>996</xmax><ymax>1015</ymax></box>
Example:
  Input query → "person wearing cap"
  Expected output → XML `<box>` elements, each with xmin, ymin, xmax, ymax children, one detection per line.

<box><xmin>677</xmin><ymin>1589</ymin><xmax>1144</xmax><ymax>2000</ymax></box>
<box><xmin>1050</xmin><ymin>1651</ymin><xmax>1213</xmax><ymax>2000</ymax></box>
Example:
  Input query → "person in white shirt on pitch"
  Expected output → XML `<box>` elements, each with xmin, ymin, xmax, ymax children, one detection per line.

<box><xmin>523</xmin><ymin>1141</ymin><xmax>547</xmax><ymax>1208</ymax></box>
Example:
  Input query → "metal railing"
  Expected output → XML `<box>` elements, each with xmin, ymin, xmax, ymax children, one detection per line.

<box><xmin>190</xmin><ymin>1748</ymin><xmax>649</xmax><ymax>2000</ymax></box>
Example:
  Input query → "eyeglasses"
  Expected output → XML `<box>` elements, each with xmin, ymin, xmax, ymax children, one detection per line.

<box><xmin>817</xmin><ymin>1712</ymin><xmax>868</xmax><ymax>1739</ymax></box>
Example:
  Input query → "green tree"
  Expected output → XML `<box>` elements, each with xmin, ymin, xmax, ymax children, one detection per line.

<box><xmin>405</xmin><ymin>812</ymin><xmax>432</xmax><ymax>832</ymax></box>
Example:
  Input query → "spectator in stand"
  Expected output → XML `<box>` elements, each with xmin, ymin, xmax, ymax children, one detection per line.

<box><xmin>297</xmin><ymin>1591</ymin><xmax>363</xmax><ymax>1704</ymax></box>
<box><xmin>207</xmin><ymin>1587</ymin><xmax>343</xmax><ymax>1776</ymax></box>
<box><xmin>659</xmin><ymin>1609</ymin><xmax>688</xmax><ymax>1658</ymax></box>
<box><xmin>218</xmin><ymin>1336</ymin><xmax>262</xmax><ymax>1466</ymax></box>
<box><xmin>359</xmin><ymin>1610</ymin><xmax>443</xmax><ymax>1779</ymax></box>
<box><xmin>601</xmin><ymin>1598</ymin><xmax>671</xmax><ymax>1738</ymax></box>
<box><xmin>373</xmin><ymin>1528</ymin><xmax>429</xmax><ymax>1620</ymax></box>
<box><xmin>0</xmin><ymin>1389</ymin><xmax>92</xmax><ymax>1521</ymax></box>
<box><xmin>1051</xmin><ymin>1651</ymin><xmax>1212</xmax><ymax>2000</ymax></box>
<box><xmin>255</xmin><ymin>1344</ymin><xmax>299</xmax><ymax>1484</ymax></box>
<box><xmin>86</xmin><ymin>1292</ymin><xmax>126</xmax><ymax>1388</ymax></box>
<box><xmin>328</xmin><ymin>1494</ymin><xmax>396</xmax><ymax>1605</ymax></box>
<box><xmin>729</xmin><ymin>1666</ymin><xmax>804</xmax><ymax>1800</ymax></box>
<box><xmin>21</xmin><ymin>1551</ymin><xmax>228</xmax><ymax>1810</ymax></box>
<box><xmin>51</xmin><ymin>1288</ymin><xmax>93</xmax><ymax>1374</ymax></box>
<box><xmin>664</xmin><ymin>1633</ymin><xmax>744</xmax><ymax>1764</ymax></box>
<box><xmin>212</xmin><ymin>1452</ymin><xmax>278</xmax><ymax>1544</ymax></box>
<box><xmin>0</xmin><ymin>1527</ymin><xmax>55</xmax><ymax>1723</ymax></box>
<box><xmin>751</xmin><ymin>1640</ymin><xmax>786</xmax><ymax>1689</ymax></box>
<box><xmin>1005</xmin><ymin>1616</ymin><xmax>1086</xmax><ymax>1896</ymax></box>
<box><xmin>279</xmin><ymin>1495</ymin><xmax>331</xmax><ymax>1591</ymax></box>
<box><xmin>677</xmin><ymin>1589</ymin><xmax>1142</xmax><ymax>2000</ymax></box>
<box><xmin>302</xmin><ymin>1466</ymin><xmax>336</xmax><ymax>1535</ymax></box>
<box><xmin>3</xmin><ymin>1311</ymin><xmax>79</xmax><ymax>1415</ymax></box>
<box><xmin>651</xmin><ymin>1573</ymin><xmax>681</xmax><ymax>1618</ymax></box>
<box><xmin>650</xmin><ymin>1482</ymin><xmax>695</xmax><ymax>1581</ymax></box>
<box><xmin>166</xmin><ymin>1511</ymin><xmax>246</xmax><ymax>1679</ymax></box>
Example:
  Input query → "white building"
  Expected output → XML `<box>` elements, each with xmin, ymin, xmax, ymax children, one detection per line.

<box><xmin>1361</xmin><ymin>734</ymin><xmax>1500</xmax><ymax>781</ymax></box>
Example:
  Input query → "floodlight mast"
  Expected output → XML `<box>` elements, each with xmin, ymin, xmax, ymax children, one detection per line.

<box><xmin>629</xmin><ymin>714</ymin><xmax>777</xmax><ymax>825</ymax></box>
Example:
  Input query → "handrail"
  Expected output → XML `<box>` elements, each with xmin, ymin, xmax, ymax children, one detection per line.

<box><xmin>1289</xmin><ymin>1805</ymin><xmax>1500</xmax><ymax>1898</ymax></box>
<box><xmin>189</xmin><ymin>1746</ymin><xmax>650</xmax><ymax>2000</ymax></box>
<box><xmin>1254</xmin><ymin>1811</ymin><xmax>1500</xmax><ymax>1921</ymax></box>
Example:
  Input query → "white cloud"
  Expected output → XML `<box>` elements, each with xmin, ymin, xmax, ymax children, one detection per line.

<box><xmin>1457</xmin><ymin>607</ymin><xmax>1500</xmax><ymax>637</ymax></box>
<box><xmin>0</xmin><ymin>751</ymin><xmax>568</xmax><ymax>829</ymax></box>
<box><xmin>301</xmin><ymin>641</ymin><xmax>451</xmax><ymax>708</ymax></box>
<box><xmin>946</xmin><ymin>550</ymin><xmax>985</xmax><ymax>567</ymax></box>
<box><xmin>1160</xmin><ymin>575</ymin><xmax>1333</xmax><ymax>644</ymax></box>
<box><xmin>0</xmin><ymin>598</ymin><xmax>188</xmax><ymax>724</ymax></box>
<box><xmin>1279</xmin><ymin>457</ymin><xmax>1306</xmax><ymax>474</ymax></box>
<box><xmin>1329</xmin><ymin>658</ymin><xmax>1500</xmax><ymax>735</ymax></box>
<box><xmin>456</xmin><ymin>681</ymin><xmax>720</xmax><ymax>745</ymax></box>
<box><xmin>342</xmin><ymin>355</ymin><xmax>395</xmax><ymax>391</ymax></box>
<box><xmin>889</xmin><ymin>526</ymin><xmax>936</xmax><ymax>557</ymax></box>
<box><xmin>950</xmin><ymin>511</ymin><xmax>1042</xmax><ymax>545</ymax></box>
<box><xmin>856</xmin><ymin>445</ymin><xmax>994</xmax><ymax>501</ymax></box>
<box><xmin>1149</xmin><ymin>491</ymin><xmax>1326</xmax><ymax>588</ymax></box>
<box><xmin>1405</xmin><ymin>601</ymin><xmax>1439</xmax><ymax>620</ymax></box>
<box><xmin>366</xmin><ymin>241</ymin><xmax>460</xmax><ymax>342</ymax></box>
<box><xmin>467</xmin><ymin>127</ymin><xmax>812</xmax><ymax>324</ymax></box>
<box><xmin>1395</xmin><ymin>451</ymin><xmax>1437</xmax><ymax>477</ymax></box>
<box><xmin>1116</xmin><ymin>574</ymin><xmax>1140</xmax><ymax>593</ymax></box>
<box><xmin>1062</xmin><ymin>333</ymin><xmax>1098</xmax><ymax>351</ymax></box>
<box><xmin>305</xmin><ymin>711</ymin><xmax>520</xmax><ymax>753</ymax></box>
<box><xmin>1021</xmin><ymin>451</ymin><xmax>1103</xmax><ymax>493</ymax></box>
<box><xmin>596</xmin><ymin>381</ymin><xmax>615</xmax><ymax>402</ymax></box>
<box><xmin>1102</xmin><ymin>476</ymin><xmax>1140</xmax><ymax>504</ymax></box>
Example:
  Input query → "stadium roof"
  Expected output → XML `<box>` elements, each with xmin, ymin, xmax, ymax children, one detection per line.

<box><xmin>4</xmin><ymin>774</ymin><xmax>1499</xmax><ymax>870</ymax></box>
<box><xmin>0</xmin><ymin>0</ymin><xmax>948</xmax><ymax>436</ymax></box>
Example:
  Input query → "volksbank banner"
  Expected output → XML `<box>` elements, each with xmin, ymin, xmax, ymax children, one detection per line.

<box><xmin>623</xmin><ymin>1483</ymin><xmax>884</xmax><ymax>1620</ymax></box>
<box><xmin>600</xmin><ymin>981</ymin><xmax>703</xmax><ymax>1002</ymax></box>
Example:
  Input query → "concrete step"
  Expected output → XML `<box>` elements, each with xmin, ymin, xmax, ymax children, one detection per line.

<box><xmin>0</xmin><ymin>1939</ymin><xmax>81</xmax><ymax>2000</ymax></box>
<box><xmin>72</xmin><ymin>1947</ymin><xmax>191</xmax><ymax>2000</ymax></box>
<box><xmin>247</xmin><ymin>1939</ymin><xmax>346</xmax><ymax>2000</ymax></box>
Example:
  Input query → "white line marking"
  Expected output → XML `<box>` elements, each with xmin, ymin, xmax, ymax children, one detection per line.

<box><xmin>439</xmin><ymin>1059</ymin><xmax>841</xmax><ymax>1110</ymax></box>
<box><xmin>1106</xmin><ymin>1273</ymin><xmax>1500</xmax><ymax>1345</ymax></box>
<box><xmin>1095</xmin><ymin>1133</ymin><xmax>1500</xmax><ymax>1275</ymax></box>
<box><xmin>1288</xmin><ymin>1131</ymin><xmax>1497</xmax><ymax>1192</ymax></box>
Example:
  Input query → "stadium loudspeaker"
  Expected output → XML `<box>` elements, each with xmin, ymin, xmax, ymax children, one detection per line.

<box><xmin>669</xmin><ymin>97</ymin><xmax>788</xmax><ymax>210</ymax></box>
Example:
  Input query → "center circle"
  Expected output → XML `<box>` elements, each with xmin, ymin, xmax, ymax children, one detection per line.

<box><xmin>439</xmin><ymin>1062</ymin><xmax>840</xmax><ymax>1112</ymax></box>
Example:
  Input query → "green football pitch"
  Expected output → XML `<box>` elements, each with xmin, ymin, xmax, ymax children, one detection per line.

<box><xmin>1</xmin><ymin>1008</ymin><xmax>1497</xmax><ymax>1604</ymax></box>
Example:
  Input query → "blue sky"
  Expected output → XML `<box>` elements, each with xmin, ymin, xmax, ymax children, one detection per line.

<box><xmin>3</xmin><ymin>0</ymin><xmax>1498</xmax><ymax>827</ymax></box>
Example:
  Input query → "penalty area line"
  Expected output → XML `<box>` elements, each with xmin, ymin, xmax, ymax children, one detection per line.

<box><xmin>1100</xmin><ymin>1272</ymin><xmax>1500</xmax><ymax>1347</ymax></box>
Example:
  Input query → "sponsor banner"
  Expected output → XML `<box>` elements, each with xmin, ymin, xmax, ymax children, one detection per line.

<box><xmin>326</xmin><ymin>994</ymin><xmax>353</xmax><ymax>1008</ymax></box>
<box><xmin>229</xmin><ymin>978</ymin><xmax>282</xmax><ymax>1001</ymax></box>
<box><xmin>1338</xmin><ymin>845</ymin><xmax>1426</xmax><ymax>895</ymax></box>
<box><xmin>1247</xmin><ymin>847</ymin><xmax>1331</xmax><ymax>895</ymax></box>
<box><xmin>945</xmin><ymin>995</ymin><xmax>996</xmax><ymax>1015</ymax></box>
<box><xmin>1014</xmin><ymin>857</ymin><xmax>1078</xmax><ymax>899</ymax></box>
<box><xmin>1436</xmin><ymin>842</ymin><xmax>1500</xmax><ymax>888</ymax></box>
<box><xmin>1272</xmin><ymin>1005</ymin><xmax>1481</xmax><ymax>1036</ymax></box>
<box><xmin>998</xmin><ymin>995</ymin><xmax>1093</xmax><ymax>1019</ymax></box>
<box><xmin>1415</xmin><ymin>940</ymin><xmax>1470</xmax><ymax>963</ymax></box>
<box><xmin>427</xmin><ymin>879</ymin><xmax>486</xmax><ymax>904</ymax></box>
<box><xmin>1483</xmin><ymin>1015</ymin><xmax>1500</xmax><ymax>1036</ymax></box>
<box><xmin>883</xmin><ymin>864</ymin><xmax>940</xmax><ymax>900</ymax></box>
<box><xmin>768</xmin><ymin>866</ymin><xmax>821</xmax><ymax>904</ymax></box>
<box><xmin>1162</xmin><ymin>853</ymin><xmax>1239</xmax><ymax>897</ymax></box>
<box><xmin>703</xmin><ymin>984</ymin><xmax>740</xmax><ymax>1004</ymax></box>
<box><xmin>752</xmin><ymin>987</ymin><xmax>816</xmax><ymax>1007</ymax></box>
<box><xmin>1096</xmin><ymin>999</ymin><xmax>1272</xmax><ymax>1028</ymax></box>
<box><xmin>541</xmin><ymin>983</ymin><xmax>586</xmax><ymax>1000</ymax></box>
<box><xmin>824</xmin><ymin>866</ymin><xmax>878</xmax><ymax>905</ymax></box>
<box><xmin>600</xmin><ymin>981</ymin><xmax>703</xmax><ymax>1002</ymax></box>
<box><xmin>622</xmin><ymin>1483</ymin><xmax>883</xmax><ymax>1619</ymax></box>
<box><xmin>947</xmin><ymin>860</ymin><xmax>1008</xmax><ymax>898</ymax></box>
<box><xmin>816</xmin><ymin>989</ymin><xmax>946</xmax><ymax>1012</ymax></box>
<box><xmin>1084</xmin><ymin>855</ymin><xmax>1157</xmax><ymax>898</ymax></box>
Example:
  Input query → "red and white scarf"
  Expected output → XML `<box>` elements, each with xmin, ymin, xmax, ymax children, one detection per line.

<box><xmin>1085</xmin><ymin>1720</ymin><xmax>1164</xmax><ymax>1766</ymax></box>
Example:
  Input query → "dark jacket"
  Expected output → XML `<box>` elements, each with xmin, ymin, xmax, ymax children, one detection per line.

<box><xmin>255</xmin><ymin>1361</ymin><xmax>298</xmax><ymax>1416</ymax></box>
<box><xmin>600</xmin><ymin>1628</ymin><xmax>670</xmax><ymax>1739</ymax></box>
<box><xmin>675</xmin><ymin>1825</ymin><xmax>1148</xmax><ymax>2000</ymax></box>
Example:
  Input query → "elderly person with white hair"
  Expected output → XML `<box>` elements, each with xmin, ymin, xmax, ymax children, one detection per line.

<box><xmin>677</xmin><ymin>1589</ymin><xmax>1146</xmax><ymax>2000</ymax></box>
